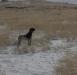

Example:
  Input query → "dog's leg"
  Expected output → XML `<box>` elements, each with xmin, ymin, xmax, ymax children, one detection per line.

<box><xmin>28</xmin><ymin>39</ymin><xmax>31</xmax><ymax>46</ymax></box>
<box><xmin>17</xmin><ymin>36</ymin><xmax>22</xmax><ymax>48</ymax></box>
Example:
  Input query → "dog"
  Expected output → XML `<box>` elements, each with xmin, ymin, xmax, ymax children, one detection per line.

<box><xmin>17</xmin><ymin>27</ymin><xmax>35</xmax><ymax>48</ymax></box>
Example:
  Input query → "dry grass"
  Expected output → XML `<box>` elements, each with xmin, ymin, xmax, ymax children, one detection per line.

<box><xmin>0</xmin><ymin>7</ymin><xmax>77</xmax><ymax>46</ymax></box>
<box><xmin>0</xmin><ymin>33</ymin><xmax>9</xmax><ymax>46</ymax></box>
<box><xmin>0</xmin><ymin>8</ymin><xmax>77</xmax><ymax>35</ymax></box>
<box><xmin>55</xmin><ymin>52</ymin><xmax>77</xmax><ymax>75</ymax></box>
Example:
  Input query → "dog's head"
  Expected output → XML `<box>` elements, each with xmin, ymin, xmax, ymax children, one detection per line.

<box><xmin>29</xmin><ymin>27</ymin><xmax>35</xmax><ymax>32</ymax></box>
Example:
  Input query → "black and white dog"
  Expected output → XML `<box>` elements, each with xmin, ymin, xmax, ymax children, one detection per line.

<box><xmin>17</xmin><ymin>27</ymin><xmax>35</xmax><ymax>47</ymax></box>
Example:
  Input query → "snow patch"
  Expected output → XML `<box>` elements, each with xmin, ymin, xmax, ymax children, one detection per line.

<box><xmin>0</xmin><ymin>51</ymin><xmax>65</xmax><ymax>75</ymax></box>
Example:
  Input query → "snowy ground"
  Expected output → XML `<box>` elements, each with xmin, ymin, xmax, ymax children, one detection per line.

<box><xmin>0</xmin><ymin>38</ymin><xmax>77</xmax><ymax>75</ymax></box>
<box><xmin>0</xmin><ymin>28</ymin><xmax>77</xmax><ymax>75</ymax></box>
